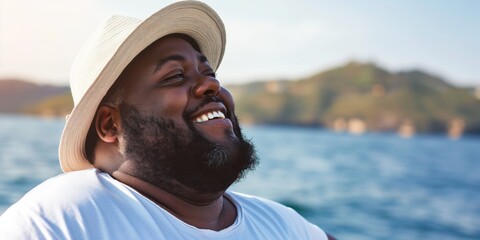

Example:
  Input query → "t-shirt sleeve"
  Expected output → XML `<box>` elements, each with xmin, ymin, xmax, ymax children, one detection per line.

<box><xmin>0</xmin><ymin>172</ymin><xmax>93</xmax><ymax>239</ymax></box>
<box><xmin>0</xmin><ymin>202</ymin><xmax>63</xmax><ymax>239</ymax></box>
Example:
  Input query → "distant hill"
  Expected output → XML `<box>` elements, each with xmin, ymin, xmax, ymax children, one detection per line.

<box><xmin>227</xmin><ymin>61</ymin><xmax>480</xmax><ymax>135</ymax></box>
<box><xmin>0</xmin><ymin>79</ymin><xmax>72</xmax><ymax>117</ymax></box>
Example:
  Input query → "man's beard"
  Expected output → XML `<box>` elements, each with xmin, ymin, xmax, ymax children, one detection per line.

<box><xmin>119</xmin><ymin>103</ymin><xmax>258</xmax><ymax>195</ymax></box>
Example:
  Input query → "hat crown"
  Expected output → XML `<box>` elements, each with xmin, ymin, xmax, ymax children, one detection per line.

<box><xmin>70</xmin><ymin>16</ymin><xmax>141</xmax><ymax>105</ymax></box>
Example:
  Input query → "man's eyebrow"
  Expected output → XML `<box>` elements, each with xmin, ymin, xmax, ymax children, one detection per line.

<box><xmin>155</xmin><ymin>54</ymin><xmax>209</xmax><ymax>71</ymax></box>
<box><xmin>156</xmin><ymin>54</ymin><xmax>186</xmax><ymax>70</ymax></box>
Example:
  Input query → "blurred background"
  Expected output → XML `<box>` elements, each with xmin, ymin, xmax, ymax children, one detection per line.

<box><xmin>1</xmin><ymin>0</ymin><xmax>479</xmax><ymax>239</ymax></box>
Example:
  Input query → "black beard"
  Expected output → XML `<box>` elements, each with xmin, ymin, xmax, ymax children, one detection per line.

<box><xmin>119</xmin><ymin>103</ymin><xmax>258</xmax><ymax>195</ymax></box>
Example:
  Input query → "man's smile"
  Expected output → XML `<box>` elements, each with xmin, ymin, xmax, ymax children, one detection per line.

<box><xmin>189</xmin><ymin>102</ymin><xmax>233</xmax><ymax>127</ymax></box>
<box><xmin>194</xmin><ymin>110</ymin><xmax>226</xmax><ymax>123</ymax></box>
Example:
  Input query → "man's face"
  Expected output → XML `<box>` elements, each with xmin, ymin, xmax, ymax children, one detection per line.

<box><xmin>119</xmin><ymin>35</ymin><xmax>236</xmax><ymax>146</ymax></box>
<box><xmin>115</xmin><ymin>35</ymin><xmax>257</xmax><ymax>195</ymax></box>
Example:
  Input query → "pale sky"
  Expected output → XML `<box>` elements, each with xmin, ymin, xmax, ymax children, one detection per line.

<box><xmin>0</xmin><ymin>0</ymin><xmax>479</xmax><ymax>87</ymax></box>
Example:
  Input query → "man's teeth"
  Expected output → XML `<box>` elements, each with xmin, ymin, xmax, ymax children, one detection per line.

<box><xmin>195</xmin><ymin>111</ymin><xmax>226</xmax><ymax>123</ymax></box>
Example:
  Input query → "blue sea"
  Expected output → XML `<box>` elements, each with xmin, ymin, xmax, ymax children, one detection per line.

<box><xmin>0</xmin><ymin>114</ymin><xmax>479</xmax><ymax>239</ymax></box>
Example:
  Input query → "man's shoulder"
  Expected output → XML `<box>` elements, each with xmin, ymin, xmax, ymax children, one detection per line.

<box><xmin>0</xmin><ymin>169</ymin><xmax>117</xmax><ymax>237</ymax></box>
<box><xmin>4</xmin><ymin>169</ymin><xmax>114</xmax><ymax>213</ymax></box>
<box><xmin>27</xmin><ymin>168</ymin><xmax>107</xmax><ymax>197</ymax></box>
<box><xmin>227</xmin><ymin>191</ymin><xmax>329</xmax><ymax>239</ymax></box>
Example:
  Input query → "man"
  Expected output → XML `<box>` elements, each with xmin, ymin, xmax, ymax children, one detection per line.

<box><xmin>0</xmin><ymin>1</ymin><xmax>335</xmax><ymax>239</ymax></box>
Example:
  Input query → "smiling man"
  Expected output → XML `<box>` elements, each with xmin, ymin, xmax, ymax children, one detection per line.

<box><xmin>0</xmin><ymin>1</ymin><xmax>334</xmax><ymax>239</ymax></box>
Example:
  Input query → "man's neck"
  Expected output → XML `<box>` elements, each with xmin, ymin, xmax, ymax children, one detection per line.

<box><xmin>111</xmin><ymin>170</ymin><xmax>237</xmax><ymax>231</ymax></box>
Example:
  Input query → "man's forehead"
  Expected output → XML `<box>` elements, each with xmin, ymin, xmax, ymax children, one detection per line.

<box><xmin>138</xmin><ymin>34</ymin><xmax>207</xmax><ymax>62</ymax></box>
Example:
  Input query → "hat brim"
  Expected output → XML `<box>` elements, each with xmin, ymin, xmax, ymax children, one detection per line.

<box><xmin>58</xmin><ymin>1</ymin><xmax>226</xmax><ymax>172</ymax></box>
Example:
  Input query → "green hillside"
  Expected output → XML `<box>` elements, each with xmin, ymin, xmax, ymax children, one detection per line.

<box><xmin>0</xmin><ymin>79</ymin><xmax>70</xmax><ymax>114</ymax></box>
<box><xmin>227</xmin><ymin>62</ymin><xmax>480</xmax><ymax>134</ymax></box>
<box><xmin>23</xmin><ymin>92</ymin><xmax>73</xmax><ymax>117</ymax></box>
<box><xmin>1</xmin><ymin>62</ymin><xmax>479</xmax><ymax>135</ymax></box>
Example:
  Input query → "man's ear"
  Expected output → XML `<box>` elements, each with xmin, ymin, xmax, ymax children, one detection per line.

<box><xmin>95</xmin><ymin>105</ymin><xmax>120</xmax><ymax>143</ymax></box>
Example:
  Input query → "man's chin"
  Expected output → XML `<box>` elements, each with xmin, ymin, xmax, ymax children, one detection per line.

<box><xmin>191</xmin><ymin>120</ymin><xmax>237</xmax><ymax>144</ymax></box>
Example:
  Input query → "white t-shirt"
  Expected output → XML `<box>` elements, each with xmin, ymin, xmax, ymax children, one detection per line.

<box><xmin>0</xmin><ymin>169</ymin><xmax>327</xmax><ymax>239</ymax></box>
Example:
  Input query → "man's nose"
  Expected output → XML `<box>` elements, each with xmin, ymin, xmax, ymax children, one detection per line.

<box><xmin>193</xmin><ymin>75</ymin><xmax>221</xmax><ymax>98</ymax></box>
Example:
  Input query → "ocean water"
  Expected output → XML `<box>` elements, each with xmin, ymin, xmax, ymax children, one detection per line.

<box><xmin>1</xmin><ymin>114</ymin><xmax>479</xmax><ymax>239</ymax></box>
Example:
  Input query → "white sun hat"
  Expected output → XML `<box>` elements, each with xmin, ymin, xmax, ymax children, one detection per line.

<box><xmin>58</xmin><ymin>1</ymin><xmax>226</xmax><ymax>172</ymax></box>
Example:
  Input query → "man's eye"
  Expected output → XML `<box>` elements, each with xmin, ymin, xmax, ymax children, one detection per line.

<box><xmin>166</xmin><ymin>74</ymin><xmax>184</xmax><ymax>80</ymax></box>
<box><xmin>205</xmin><ymin>72</ymin><xmax>216</xmax><ymax>78</ymax></box>
<box><xmin>161</xmin><ymin>72</ymin><xmax>185</xmax><ymax>85</ymax></box>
